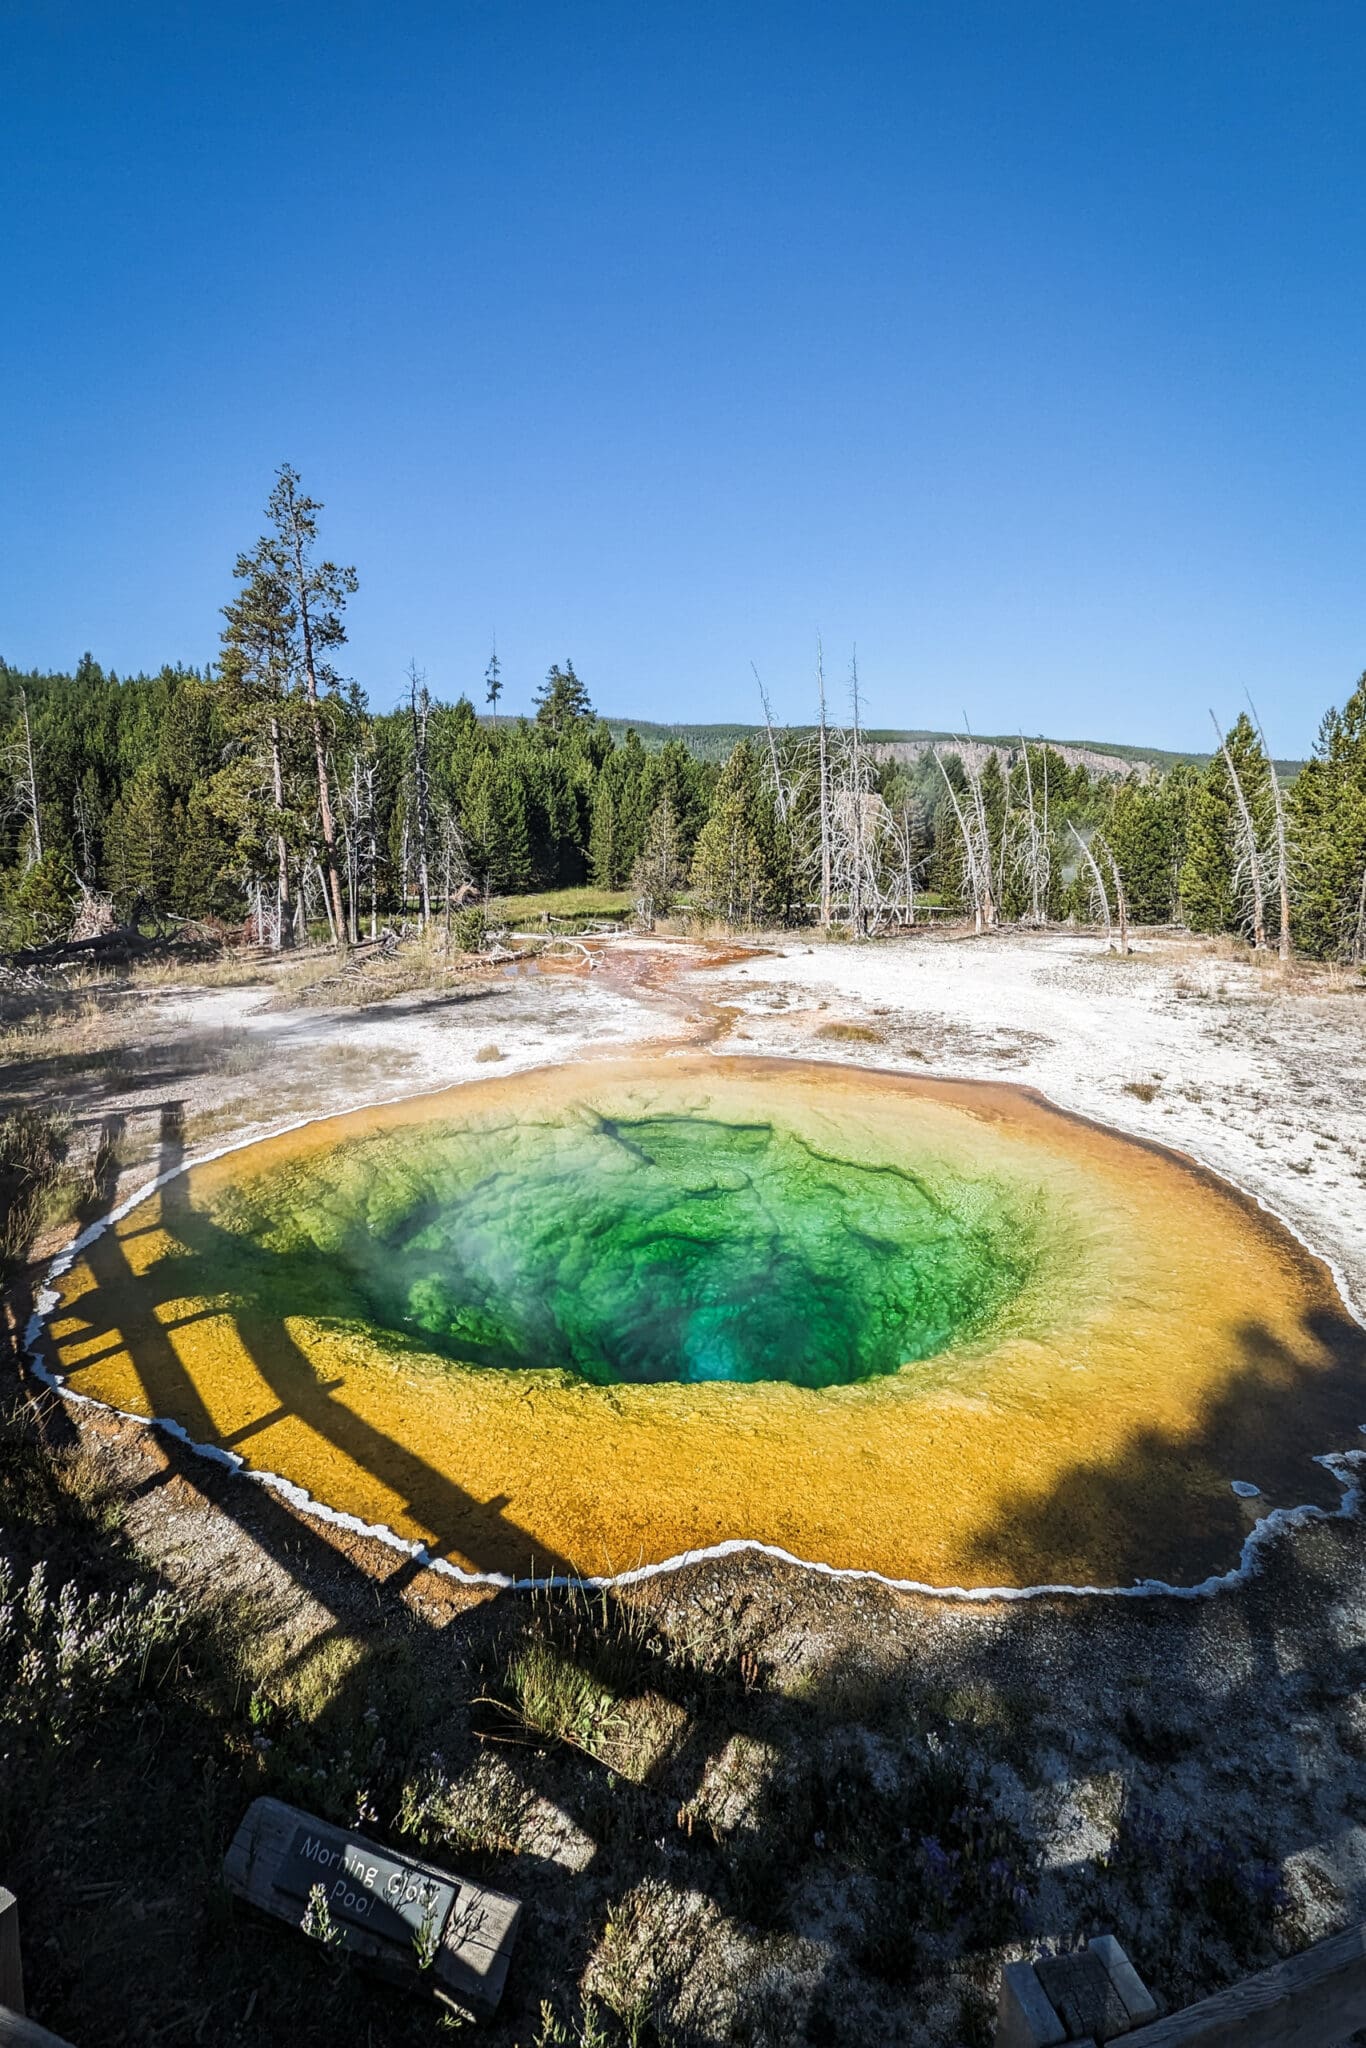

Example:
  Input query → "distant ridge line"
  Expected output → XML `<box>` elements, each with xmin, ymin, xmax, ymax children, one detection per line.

<box><xmin>579</xmin><ymin>716</ymin><xmax>1307</xmax><ymax>780</ymax></box>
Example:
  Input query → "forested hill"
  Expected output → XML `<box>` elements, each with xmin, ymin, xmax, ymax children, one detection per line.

<box><xmin>0</xmin><ymin>647</ymin><xmax>1360</xmax><ymax>963</ymax></box>
<box><xmin>594</xmin><ymin>717</ymin><xmax>1306</xmax><ymax>780</ymax></box>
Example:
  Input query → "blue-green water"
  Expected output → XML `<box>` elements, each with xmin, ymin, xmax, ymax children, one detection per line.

<box><xmin>219</xmin><ymin>1110</ymin><xmax>1047</xmax><ymax>1389</ymax></box>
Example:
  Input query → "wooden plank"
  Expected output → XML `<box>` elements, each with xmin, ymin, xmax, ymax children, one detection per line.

<box><xmin>223</xmin><ymin>1797</ymin><xmax>520</xmax><ymax>2019</ymax></box>
<box><xmin>0</xmin><ymin>2008</ymin><xmax>75</xmax><ymax>2048</ymax></box>
<box><xmin>1126</xmin><ymin>1922</ymin><xmax>1366</xmax><ymax>2048</ymax></box>
<box><xmin>0</xmin><ymin>1894</ymin><xmax>22</xmax><ymax>2019</ymax></box>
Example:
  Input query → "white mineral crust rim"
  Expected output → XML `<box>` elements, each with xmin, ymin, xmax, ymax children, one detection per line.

<box><xmin>23</xmin><ymin>1063</ymin><xmax>1366</xmax><ymax>1603</ymax></box>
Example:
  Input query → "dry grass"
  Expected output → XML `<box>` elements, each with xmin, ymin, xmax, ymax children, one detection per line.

<box><xmin>489</xmin><ymin>886</ymin><xmax>633</xmax><ymax>926</ymax></box>
<box><xmin>0</xmin><ymin>1107</ymin><xmax>120</xmax><ymax>1289</ymax></box>
<box><xmin>813</xmin><ymin>1019</ymin><xmax>885</xmax><ymax>1044</ymax></box>
<box><xmin>269</xmin><ymin>934</ymin><xmax>500</xmax><ymax>1010</ymax></box>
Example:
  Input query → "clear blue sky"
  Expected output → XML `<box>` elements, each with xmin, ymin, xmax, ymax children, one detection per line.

<box><xmin>4</xmin><ymin>1</ymin><xmax>1365</xmax><ymax>752</ymax></box>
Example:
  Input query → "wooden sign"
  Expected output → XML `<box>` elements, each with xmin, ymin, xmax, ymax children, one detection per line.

<box><xmin>224</xmin><ymin>1797</ymin><xmax>521</xmax><ymax>2019</ymax></box>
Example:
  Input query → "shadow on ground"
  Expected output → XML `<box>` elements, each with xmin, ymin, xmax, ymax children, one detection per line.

<box><xmin>6</xmin><ymin>1093</ymin><xmax>1366</xmax><ymax>2045</ymax></box>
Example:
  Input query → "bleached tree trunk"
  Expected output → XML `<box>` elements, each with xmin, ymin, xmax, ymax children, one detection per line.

<box><xmin>1020</xmin><ymin>740</ymin><xmax>1045</xmax><ymax>925</ymax></box>
<box><xmin>409</xmin><ymin>663</ymin><xmax>433</xmax><ymax>930</ymax></box>
<box><xmin>1247</xmin><ymin>697</ymin><xmax>1291</xmax><ymax>966</ymax></box>
<box><xmin>1070</xmin><ymin>822</ymin><xmax>1114</xmax><ymax>949</ymax></box>
<box><xmin>934</xmin><ymin>750</ymin><xmax>985</xmax><ymax>933</ymax></box>
<box><xmin>435</xmin><ymin>804</ymin><xmax>467</xmax><ymax>937</ymax></box>
<box><xmin>315</xmin><ymin>856</ymin><xmax>338</xmax><ymax>946</ymax></box>
<box><xmin>288</xmin><ymin>547</ymin><xmax>348</xmax><ymax>948</ymax></box>
<box><xmin>267</xmin><ymin>714</ymin><xmax>292</xmax><ymax>950</ymax></box>
<box><xmin>338</xmin><ymin>753</ymin><xmax>365</xmax><ymax>945</ymax></box>
<box><xmin>753</xmin><ymin>663</ymin><xmax>788</xmax><ymax>827</ymax></box>
<box><xmin>73</xmin><ymin>783</ymin><xmax>94</xmax><ymax>883</ymax></box>
<box><xmin>1041</xmin><ymin>741</ymin><xmax>1051</xmax><ymax>918</ymax></box>
<box><xmin>1098</xmin><ymin>835</ymin><xmax>1129</xmax><ymax>953</ymax></box>
<box><xmin>398</xmin><ymin>811</ymin><xmax>411</xmax><ymax>919</ymax></box>
<box><xmin>889</xmin><ymin>804</ymin><xmax>923</xmax><ymax>926</ymax></box>
<box><xmin>19</xmin><ymin>689</ymin><xmax>42</xmax><ymax>865</ymax></box>
<box><xmin>994</xmin><ymin>754</ymin><xmax>1011</xmax><ymax>915</ymax></box>
<box><xmin>848</xmin><ymin>654</ymin><xmax>865</xmax><ymax>936</ymax></box>
<box><xmin>366</xmin><ymin>762</ymin><xmax>378</xmax><ymax>939</ymax></box>
<box><xmin>816</xmin><ymin>637</ymin><xmax>832</xmax><ymax>928</ymax></box>
<box><xmin>1210</xmin><ymin>709</ymin><xmax>1267</xmax><ymax>952</ymax></box>
<box><xmin>957</xmin><ymin>731</ymin><xmax>997</xmax><ymax>929</ymax></box>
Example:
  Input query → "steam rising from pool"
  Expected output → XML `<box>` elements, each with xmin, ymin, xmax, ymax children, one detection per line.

<box><xmin>233</xmin><ymin>1111</ymin><xmax>1044</xmax><ymax>1389</ymax></box>
<box><xmin>43</xmin><ymin>1057</ymin><xmax>1366</xmax><ymax>1590</ymax></box>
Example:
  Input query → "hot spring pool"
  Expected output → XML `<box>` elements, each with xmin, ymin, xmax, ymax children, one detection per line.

<box><xmin>42</xmin><ymin>1057</ymin><xmax>1366</xmax><ymax>1590</ymax></box>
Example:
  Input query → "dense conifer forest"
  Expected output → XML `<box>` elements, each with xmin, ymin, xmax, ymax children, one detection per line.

<box><xmin>2</xmin><ymin>468</ymin><xmax>1364</xmax><ymax>959</ymax></box>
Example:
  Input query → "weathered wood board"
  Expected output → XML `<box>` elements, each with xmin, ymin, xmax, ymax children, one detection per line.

<box><xmin>223</xmin><ymin>1797</ymin><xmax>521</xmax><ymax>2018</ymax></box>
<box><xmin>1117</xmin><ymin>1920</ymin><xmax>1366</xmax><ymax>2047</ymax></box>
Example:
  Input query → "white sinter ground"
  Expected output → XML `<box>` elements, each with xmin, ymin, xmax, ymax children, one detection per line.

<box><xmin>695</xmin><ymin>930</ymin><xmax>1366</xmax><ymax>1310</ymax></box>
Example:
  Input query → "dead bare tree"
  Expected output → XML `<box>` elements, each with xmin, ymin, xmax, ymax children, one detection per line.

<box><xmin>752</xmin><ymin>663</ymin><xmax>789</xmax><ymax>828</ymax></box>
<box><xmin>365</xmin><ymin>756</ymin><xmax>379</xmax><ymax>939</ymax></box>
<box><xmin>816</xmin><ymin>636</ymin><xmax>832</xmax><ymax>928</ymax></box>
<box><xmin>1096</xmin><ymin>831</ymin><xmax>1129</xmax><ymax>953</ymax></box>
<box><xmin>436</xmin><ymin>801</ymin><xmax>469</xmax><ymax>937</ymax></box>
<box><xmin>1069</xmin><ymin>822</ymin><xmax>1114</xmax><ymax>949</ymax></box>
<box><xmin>1210</xmin><ymin>709</ymin><xmax>1267</xmax><ymax>952</ymax></box>
<box><xmin>1019</xmin><ymin>739</ymin><xmax>1050</xmax><ymax>925</ymax></box>
<box><xmin>933</xmin><ymin>751</ymin><xmax>988</xmax><ymax>933</ymax></box>
<box><xmin>825</xmin><ymin>652</ymin><xmax>882</xmax><ymax>935</ymax></box>
<box><xmin>261</xmin><ymin>465</ymin><xmax>357</xmax><ymax>948</ymax></box>
<box><xmin>886</xmin><ymin>801</ymin><xmax>928</xmax><ymax>924</ymax></box>
<box><xmin>1246</xmin><ymin>695</ymin><xmax>1291</xmax><ymax>966</ymax></box>
<box><xmin>18</xmin><ymin>689</ymin><xmax>42</xmax><ymax>863</ymax></box>
<box><xmin>2</xmin><ymin>689</ymin><xmax>46</xmax><ymax>871</ymax></box>
<box><xmin>959</xmin><ymin>723</ymin><xmax>998</xmax><ymax>929</ymax></box>
<box><xmin>408</xmin><ymin>661</ymin><xmax>433</xmax><ymax>930</ymax></box>
<box><xmin>338</xmin><ymin>748</ymin><xmax>381</xmax><ymax>946</ymax></box>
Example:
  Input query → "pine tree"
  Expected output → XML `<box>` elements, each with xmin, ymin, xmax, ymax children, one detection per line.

<box><xmin>632</xmin><ymin>792</ymin><xmax>687</xmax><ymax>924</ymax></box>
<box><xmin>219</xmin><ymin>533</ymin><xmax>301</xmax><ymax>944</ymax></box>
<box><xmin>104</xmin><ymin>761</ymin><xmax>176</xmax><ymax>914</ymax></box>
<box><xmin>640</xmin><ymin>738</ymin><xmax>709</xmax><ymax>859</ymax></box>
<box><xmin>690</xmin><ymin>741</ymin><xmax>769</xmax><ymax>924</ymax></box>
<box><xmin>485</xmin><ymin>645</ymin><xmax>503</xmax><ymax>726</ymax></box>
<box><xmin>1104</xmin><ymin>779</ymin><xmax>1179</xmax><ymax>924</ymax></box>
<box><xmin>533</xmin><ymin>661</ymin><xmax>593</xmax><ymax>735</ymax></box>
<box><xmin>231</xmin><ymin>466</ymin><xmax>359</xmax><ymax>946</ymax></box>
<box><xmin>461</xmin><ymin>752</ymin><xmax>503</xmax><ymax>894</ymax></box>
<box><xmin>588</xmin><ymin>775</ymin><xmax>619</xmax><ymax>888</ymax></box>
<box><xmin>1179</xmin><ymin>714</ymin><xmax>1269</xmax><ymax>936</ymax></box>
<box><xmin>1290</xmin><ymin>674</ymin><xmax>1366</xmax><ymax>959</ymax></box>
<box><xmin>495</xmin><ymin>759</ymin><xmax>532</xmax><ymax>891</ymax></box>
<box><xmin>0</xmin><ymin>850</ymin><xmax>73</xmax><ymax>949</ymax></box>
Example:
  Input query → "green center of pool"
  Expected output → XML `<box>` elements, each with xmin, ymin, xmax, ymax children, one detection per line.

<box><xmin>227</xmin><ymin>1111</ymin><xmax>1045</xmax><ymax>1389</ymax></box>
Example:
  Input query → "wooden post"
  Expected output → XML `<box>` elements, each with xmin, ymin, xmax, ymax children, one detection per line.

<box><xmin>0</xmin><ymin>1892</ymin><xmax>22</xmax><ymax>2018</ymax></box>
